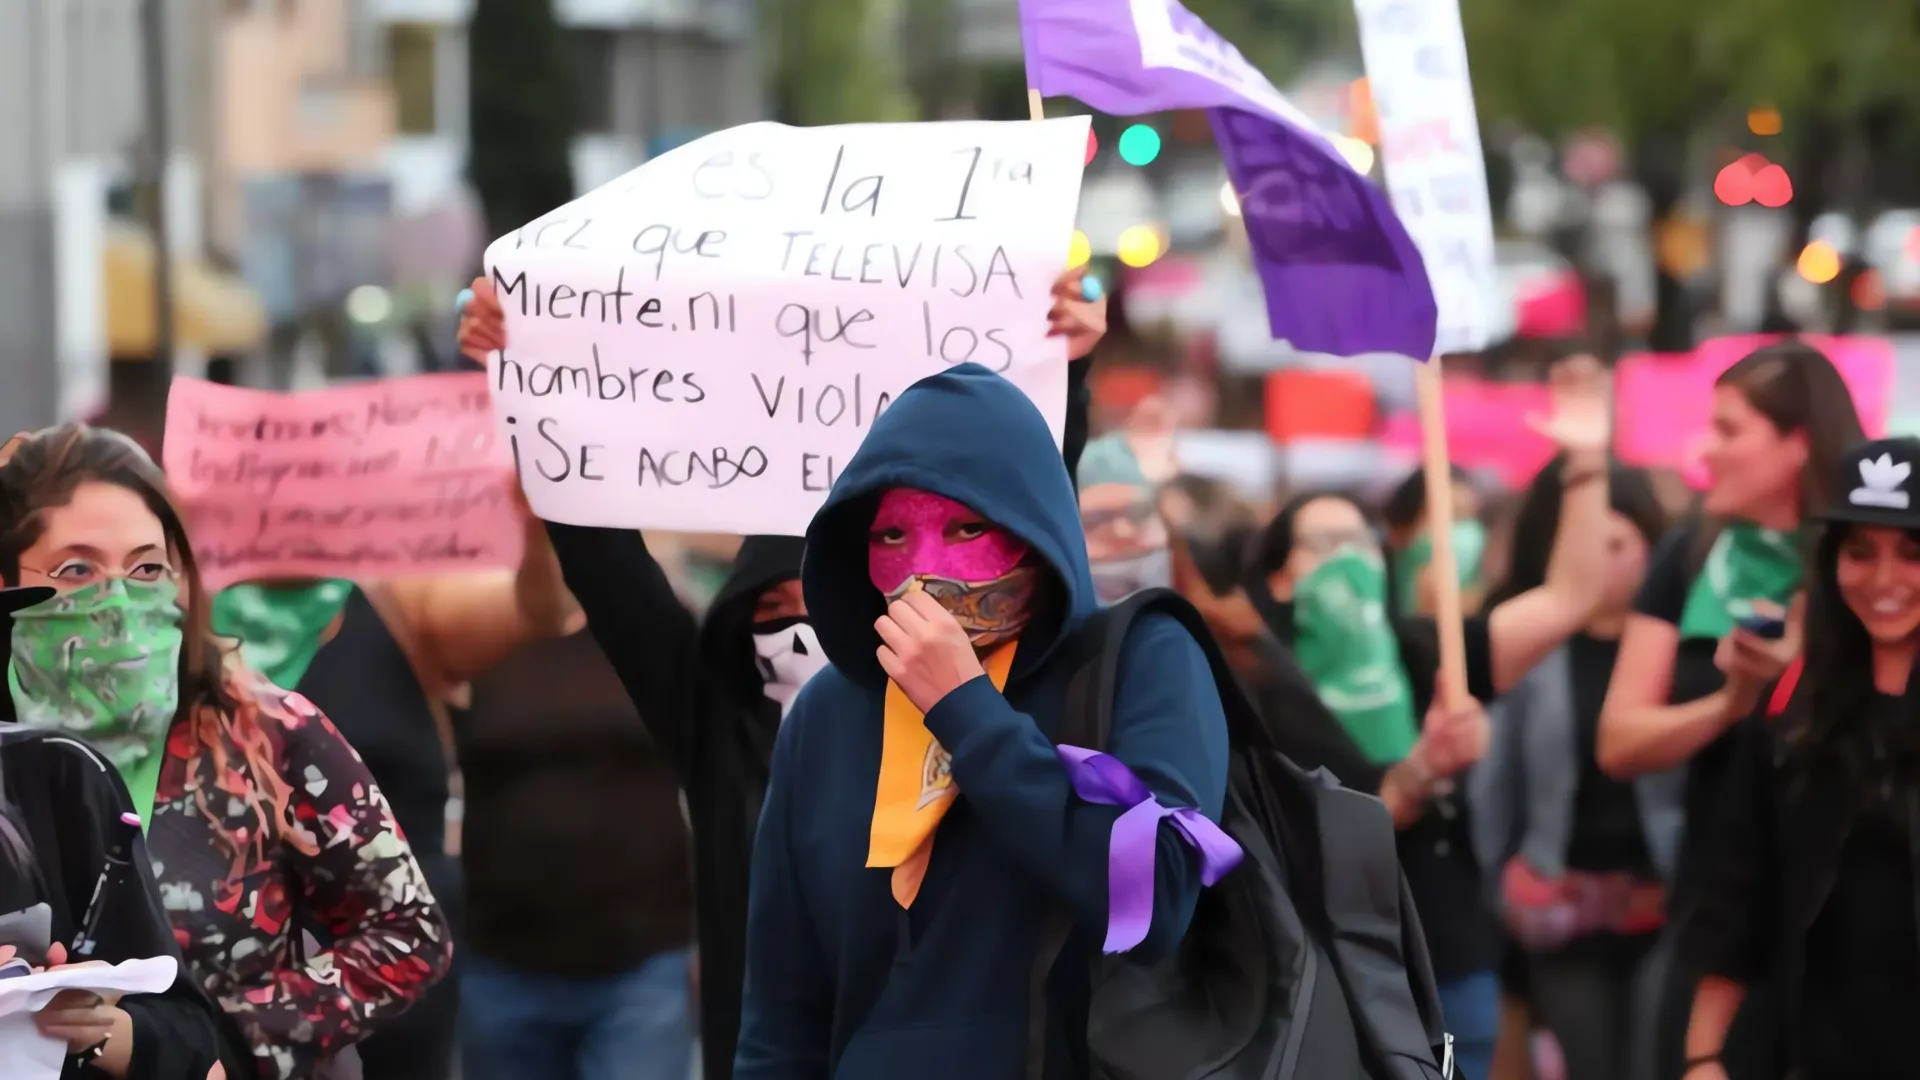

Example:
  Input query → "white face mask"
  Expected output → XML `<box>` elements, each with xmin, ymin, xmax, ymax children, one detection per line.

<box><xmin>752</xmin><ymin>619</ymin><xmax>830</xmax><ymax>718</ymax></box>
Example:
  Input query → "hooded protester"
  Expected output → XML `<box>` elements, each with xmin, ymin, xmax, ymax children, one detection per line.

<box><xmin>1076</xmin><ymin>435</ymin><xmax>1171</xmax><ymax>603</ymax></box>
<box><xmin>734</xmin><ymin>363</ymin><xmax>1232</xmax><ymax>1079</ymax></box>
<box><xmin>456</xmin><ymin>268</ymin><xmax>1107</xmax><ymax>1080</ymax></box>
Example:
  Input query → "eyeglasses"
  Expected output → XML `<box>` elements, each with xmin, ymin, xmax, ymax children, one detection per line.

<box><xmin>17</xmin><ymin>559</ymin><xmax>178</xmax><ymax>588</ymax></box>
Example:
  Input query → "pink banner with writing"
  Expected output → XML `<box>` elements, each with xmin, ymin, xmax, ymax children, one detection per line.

<box><xmin>164</xmin><ymin>374</ymin><xmax>525</xmax><ymax>589</ymax></box>
<box><xmin>1380</xmin><ymin>376</ymin><xmax>1558</xmax><ymax>488</ymax></box>
<box><xmin>1615</xmin><ymin>335</ymin><xmax>1892</xmax><ymax>487</ymax></box>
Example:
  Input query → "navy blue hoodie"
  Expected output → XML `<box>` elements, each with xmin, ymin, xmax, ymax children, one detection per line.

<box><xmin>734</xmin><ymin>364</ymin><xmax>1231</xmax><ymax>1080</ymax></box>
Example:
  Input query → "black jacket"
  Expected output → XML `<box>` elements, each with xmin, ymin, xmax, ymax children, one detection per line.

<box><xmin>1681</xmin><ymin>705</ymin><xmax>1908</xmax><ymax>1073</ymax></box>
<box><xmin>0</xmin><ymin>728</ymin><xmax>224</xmax><ymax>1080</ymax></box>
<box><xmin>549</xmin><ymin>354</ymin><xmax>1093</xmax><ymax>1080</ymax></box>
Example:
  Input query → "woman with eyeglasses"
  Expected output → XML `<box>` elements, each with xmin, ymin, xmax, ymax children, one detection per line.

<box><xmin>0</xmin><ymin>426</ymin><xmax>451</xmax><ymax>1080</ymax></box>
<box><xmin>0</xmin><ymin>585</ymin><xmax>225</xmax><ymax>1079</ymax></box>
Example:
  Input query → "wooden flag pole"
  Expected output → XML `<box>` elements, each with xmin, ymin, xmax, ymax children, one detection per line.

<box><xmin>1415</xmin><ymin>358</ymin><xmax>1470</xmax><ymax>712</ymax></box>
<box><xmin>1028</xmin><ymin>88</ymin><xmax>1046</xmax><ymax>122</ymax></box>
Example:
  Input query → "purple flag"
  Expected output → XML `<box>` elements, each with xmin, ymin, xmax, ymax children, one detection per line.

<box><xmin>1020</xmin><ymin>0</ymin><xmax>1439</xmax><ymax>360</ymax></box>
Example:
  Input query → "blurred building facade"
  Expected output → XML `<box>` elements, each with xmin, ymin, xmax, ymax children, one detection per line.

<box><xmin>0</xmin><ymin>0</ymin><xmax>232</xmax><ymax>434</ymax></box>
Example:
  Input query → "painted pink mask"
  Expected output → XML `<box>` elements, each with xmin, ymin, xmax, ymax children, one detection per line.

<box><xmin>869</xmin><ymin>488</ymin><xmax>1039</xmax><ymax>647</ymax></box>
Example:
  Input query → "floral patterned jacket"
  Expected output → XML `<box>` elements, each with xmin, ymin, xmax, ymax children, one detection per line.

<box><xmin>147</xmin><ymin>660</ymin><xmax>450</xmax><ymax>1079</ymax></box>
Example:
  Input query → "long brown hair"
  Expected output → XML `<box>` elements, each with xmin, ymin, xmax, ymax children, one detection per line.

<box><xmin>0</xmin><ymin>425</ymin><xmax>309</xmax><ymax>864</ymax></box>
<box><xmin>1693</xmin><ymin>341</ymin><xmax>1866</xmax><ymax>566</ymax></box>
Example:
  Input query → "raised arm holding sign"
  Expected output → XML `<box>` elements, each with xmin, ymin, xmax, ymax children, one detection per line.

<box><xmin>481</xmin><ymin>117</ymin><xmax>1091</xmax><ymax>537</ymax></box>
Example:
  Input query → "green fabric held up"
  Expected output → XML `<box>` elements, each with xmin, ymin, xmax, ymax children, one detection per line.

<box><xmin>210</xmin><ymin>580</ymin><xmax>354</xmax><ymax>690</ymax></box>
<box><xmin>1677</xmin><ymin>523</ymin><xmax>1804</xmax><ymax>640</ymax></box>
<box><xmin>1393</xmin><ymin>521</ymin><xmax>1488</xmax><ymax>616</ymax></box>
<box><xmin>7</xmin><ymin>579</ymin><xmax>185</xmax><ymax>822</ymax></box>
<box><xmin>1291</xmin><ymin>547</ymin><xmax>1421</xmax><ymax>765</ymax></box>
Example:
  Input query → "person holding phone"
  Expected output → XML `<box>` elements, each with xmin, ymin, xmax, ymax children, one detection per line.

<box><xmin>1</xmin><ymin>585</ymin><xmax>225</xmax><ymax>1080</ymax></box>
<box><xmin>1597</xmin><ymin>342</ymin><xmax>1864</xmax><ymax>1079</ymax></box>
<box><xmin>1683</xmin><ymin>436</ymin><xmax>1920</xmax><ymax>1079</ymax></box>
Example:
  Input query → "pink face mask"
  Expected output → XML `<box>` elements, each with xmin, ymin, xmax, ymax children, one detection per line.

<box><xmin>868</xmin><ymin>488</ymin><xmax>1038</xmax><ymax>647</ymax></box>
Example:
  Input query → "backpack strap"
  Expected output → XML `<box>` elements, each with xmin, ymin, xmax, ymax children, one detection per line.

<box><xmin>1767</xmin><ymin>657</ymin><xmax>1804</xmax><ymax>717</ymax></box>
<box><xmin>1026</xmin><ymin>590</ymin><xmax>1265</xmax><ymax>1080</ymax></box>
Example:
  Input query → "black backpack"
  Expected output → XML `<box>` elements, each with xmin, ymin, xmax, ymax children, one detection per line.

<box><xmin>1027</xmin><ymin>588</ymin><xmax>1454</xmax><ymax>1080</ymax></box>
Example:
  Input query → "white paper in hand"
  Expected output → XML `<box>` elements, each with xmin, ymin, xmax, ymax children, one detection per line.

<box><xmin>483</xmin><ymin>116</ymin><xmax>1090</xmax><ymax>535</ymax></box>
<box><xmin>0</xmin><ymin>956</ymin><xmax>177</xmax><ymax>1080</ymax></box>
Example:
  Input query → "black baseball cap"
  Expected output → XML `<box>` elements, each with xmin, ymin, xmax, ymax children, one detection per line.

<box><xmin>0</xmin><ymin>587</ymin><xmax>53</xmax><ymax>617</ymax></box>
<box><xmin>1817</xmin><ymin>437</ymin><xmax>1920</xmax><ymax>529</ymax></box>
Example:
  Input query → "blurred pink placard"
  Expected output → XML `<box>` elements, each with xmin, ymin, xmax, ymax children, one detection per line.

<box><xmin>1616</xmin><ymin>335</ymin><xmax>1892</xmax><ymax>488</ymax></box>
<box><xmin>164</xmin><ymin>374</ymin><xmax>524</xmax><ymax>589</ymax></box>
<box><xmin>1380</xmin><ymin>377</ymin><xmax>1558</xmax><ymax>488</ymax></box>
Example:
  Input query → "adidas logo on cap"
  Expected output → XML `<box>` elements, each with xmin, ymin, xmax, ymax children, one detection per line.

<box><xmin>1850</xmin><ymin>452</ymin><xmax>1911</xmax><ymax>510</ymax></box>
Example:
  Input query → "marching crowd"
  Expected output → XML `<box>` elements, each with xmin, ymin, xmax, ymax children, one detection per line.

<box><xmin>0</xmin><ymin>265</ymin><xmax>1914</xmax><ymax>1080</ymax></box>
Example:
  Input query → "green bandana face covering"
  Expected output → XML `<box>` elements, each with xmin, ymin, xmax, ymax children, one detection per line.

<box><xmin>210</xmin><ymin>580</ymin><xmax>354</xmax><ymax>689</ymax></box>
<box><xmin>8</xmin><ymin>579</ymin><xmax>185</xmax><ymax>820</ymax></box>
<box><xmin>1677</xmin><ymin>523</ymin><xmax>1804</xmax><ymax>639</ymax></box>
<box><xmin>1393</xmin><ymin>521</ymin><xmax>1487</xmax><ymax>616</ymax></box>
<box><xmin>1291</xmin><ymin>547</ymin><xmax>1421</xmax><ymax>764</ymax></box>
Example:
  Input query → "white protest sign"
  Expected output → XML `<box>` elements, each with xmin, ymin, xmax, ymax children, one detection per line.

<box><xmin>1354</xmin><ymin>0</ymin><xmax>1499</xmax><ymax>355</ymax></box>
<box><xmin>482</xmin><ymin>116</ymin><xmax>1091</xmax><ymax>535</ymax></box>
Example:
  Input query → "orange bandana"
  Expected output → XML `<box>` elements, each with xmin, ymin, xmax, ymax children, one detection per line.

<box><xmin>867</xmin><ymin>644</ymin><xmax>1017</xmax><ymax>908</ymax></box>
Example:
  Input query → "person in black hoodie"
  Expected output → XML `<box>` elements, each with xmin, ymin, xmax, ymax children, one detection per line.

<box><xmin>0</xmin><ymin>585</ymin><xmax>224</xmax><ymax>1080</ymax></box>
<box><xmin>455</xmin><ymin>267</ymin><xmax>1107</xmax><ymax>1080</ymax></box>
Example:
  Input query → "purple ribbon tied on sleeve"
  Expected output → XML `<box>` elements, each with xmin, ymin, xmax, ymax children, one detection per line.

<box><xmin>1056</xmin><ymin>745</ymin><xmax>1244</xmax><ymax>954</ymax></box>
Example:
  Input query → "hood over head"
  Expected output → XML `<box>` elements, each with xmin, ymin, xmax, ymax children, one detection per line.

<box><xmin>803</xmin><ymin>363</ymin><xmax>1095</xmax><ymax>684</ymax></box>
<box><xmin>699</xmin><ymin>535</ymin><xmax>808</xmax><ymax>710</ymax></box>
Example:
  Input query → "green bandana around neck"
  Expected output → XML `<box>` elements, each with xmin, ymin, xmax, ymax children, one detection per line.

<box><xmin>1291</xmin><ymin>547</ymin><xmax>1421</xmax><ymax>764</ymax></box>
<box><xmin>210</xmin><ymin>580</ymin><xmax>354</xmax><ymax>690</ymax></box>
<box><xmin>8</xmin><ymin>579</ymin><xmax>185</xmax><ymax>821</ymax></box>
<box><xmin>1677</xmin><ymin>523</ymin><xmax>1804</xmax><ymax>640</ymax></box>
<box><xmin>1394</xmin><ymin>521</ymin><xmax>1487</xmax><ymax>616</ymax></box>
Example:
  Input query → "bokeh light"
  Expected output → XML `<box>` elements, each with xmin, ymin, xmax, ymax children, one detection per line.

<box><xmin>1715</xmin><ymin>153</ymin><xmax>1791</xmax><ymax>207</ymax></box>
<box><xmin>1332</xmin><ymin>135</ymin><xmax>1376</xmax><ymax>174</ymax></box>
<box><xmin>1748</xmin><ymin>107</ymin><xmax>1783</xmax><ymax>136</ymax></box>
<box><xmin>346</xmin><ymin>285</ymin><xmax>393</xmax><ymax>324</ymax></box>
<box><xmin>1066</xmin><ymin>229</ymin><xmax>1092</xmax><ymax>269</ymax></box>
<box><xmin>1116</xmin><ymin>225</ymin><xmax>1164</xmax><ymax>268</ymax></box>
<box><xmin>1219</xmin><ymin>182</ymin><xmax>1241</xmax><ymax>217</ymax></box>
<box><xmin>1796</xmin><ymin>241</ymin><xmax>1841</xmax><ymax>285</ymax></box>
<box><xmin>1751</xmin><ymin>164</ymin><xmax>1793</xmax><ymax>207</ymax></box>
<box><xmin>1853</xmin><ymin>268</ymin><xmax>1886</xmax><ymax>311</ymax></box>
<box><xmin>1085</xmin><ymin>128</ymin><xmax>1098</xmax><ymax>166</ymax></box>
<box><xmin>1118</xmin><ymin>125</ymin><xmax>1162</xmax><ymax>166</ymax></box>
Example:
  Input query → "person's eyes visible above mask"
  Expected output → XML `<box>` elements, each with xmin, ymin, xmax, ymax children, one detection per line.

<box><xmin>1294</xmin><ymin>530</ymin><xmax>1376</xmax><ymax>559</ymax></box>
<box><xmin>23</xmin><ymin>556</ymin><xmax>176</xmax><ymax>587</ymax></box>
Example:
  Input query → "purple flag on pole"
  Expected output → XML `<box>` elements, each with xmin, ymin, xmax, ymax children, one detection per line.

<box><xmin>1020</xmin><ymin>0</ymin><xmax>1439</xmax><ymax>360</ymax></box>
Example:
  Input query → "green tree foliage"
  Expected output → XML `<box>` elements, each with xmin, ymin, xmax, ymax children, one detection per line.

<box><xmin>1464</xmin><ymin>0</ymin><xmax>1920</xmax><ymax>143</ymax></box>
<box><xmin>766</xmin><ymin>0</ymin><xmax>917</xmax><ymax>125</ymax></box>
<box><xmin>469</xmin><ymin>0</ymin><xmax>576</xmax><ymax>240</ymax></box>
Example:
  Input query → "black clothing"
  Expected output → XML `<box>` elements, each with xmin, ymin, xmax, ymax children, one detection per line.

<box><xmin>1633</xmin><ymin>522</ymin><xmax>1783</xmax><ymax>1080</ymax></box>
<box><xmin>459</xmin><ymin>630</ymin><xmax>694</xmax><ymax>976</ymax></box>
<box><xmin>297</xmin><ymin>588</ymin><xmax>460</xmax><ymax>1080</ymax></box>
<box><xmin>0</xmin><ymin>729</ymin><xmax>224</xmax><ymax>1080</ymax></box>
<box><xmin>301</xmin><ymin>589</ymin><xmax>449</xmax><ymax>853</ymax></box>
<box><xmin>1687</xmin><ymin>696</ymin><xmax>1920</xmax><ymax>1079</ymax></box>
<box><xmin>1250</xmin><ymin>589</ymin><xmax>1502</xmax><ymax>983</ymax></box>
<box><xmin>1565</xmin><ymin>633</ymin><xmax>1655</xmax><ymax>874</ymax></box>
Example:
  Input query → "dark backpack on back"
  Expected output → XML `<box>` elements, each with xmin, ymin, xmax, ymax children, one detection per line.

<box><xmin>1028</xmin><ymin>589</ymin><xmax>1454</xmax><ymax>1080</ymax></box>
